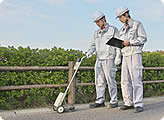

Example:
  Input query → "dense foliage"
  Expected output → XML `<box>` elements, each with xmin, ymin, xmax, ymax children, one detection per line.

<box><xmin>0</xmin><ymin>46</ymin><xmax>164</xmax><ymax>110</ymax></box>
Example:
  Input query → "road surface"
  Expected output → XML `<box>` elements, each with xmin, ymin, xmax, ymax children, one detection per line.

<box><xmin>0</xmin><ymin>96</ymin><xmax>164</xmax><ymax>120</ymax></box>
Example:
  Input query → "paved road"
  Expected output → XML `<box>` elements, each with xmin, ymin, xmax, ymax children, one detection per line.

<box><xmin>0</xmin><ymin>96</ymin><xmax>164</xmax><ymax>120</ymax></box>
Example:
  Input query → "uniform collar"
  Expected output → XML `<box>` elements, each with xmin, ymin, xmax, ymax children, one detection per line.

<box><xmin>98</xmin><ymin>23</ymin><xmax>109</xmax><ymax>34</ymax></box>
<box><xmin>127</xmin><ymin>19</ymin><xmax>134</xmax><ymax>28</ymax></box>
<box><xmin>104</xmin><ymin>23</ymin><xmax>109</xmax><ymax>32</ymax></box>
<box><xmin>121</xmin><ymin>19</ymin><xmax>134</xmax><ymax>31</ymax></box>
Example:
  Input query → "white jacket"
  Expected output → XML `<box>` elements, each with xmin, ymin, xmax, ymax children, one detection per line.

<box><xmin>119</xmin><ymin>19</ymin><xmax>147</xmax><ymax>56</ymax></box>
<box><xmin>87</xmin><ymin>23</ymin><xmax>121</xmax><ymax>60</ymax></box>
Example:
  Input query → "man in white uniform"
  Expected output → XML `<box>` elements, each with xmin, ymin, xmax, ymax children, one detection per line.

<box><xmin>116</xmin><ymin>7</ymin><xmax>147</xmax><ymax>112</ymax></box>
<box><xmin>86</xmin><ymin>11</ymin><xmax>121</xmax><ymax>108</ymax></box>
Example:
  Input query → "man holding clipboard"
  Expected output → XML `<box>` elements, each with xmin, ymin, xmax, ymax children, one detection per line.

<box><xmin>115</xmin><ymin>7</ymin><xmax>147</xmax><ymax>113</ymax></box>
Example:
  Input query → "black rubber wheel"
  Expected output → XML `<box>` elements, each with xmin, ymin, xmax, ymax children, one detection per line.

<box><xmin>70</xmin><ymin>106</ymin><xmax>75</xmax><ymax>111</ymax></box>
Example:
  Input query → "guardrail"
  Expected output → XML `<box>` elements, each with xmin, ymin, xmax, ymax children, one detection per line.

<box><xmin>0</xmin><ymin>62</ymin><xmax>164</xmax><ymax>104</ymax></box>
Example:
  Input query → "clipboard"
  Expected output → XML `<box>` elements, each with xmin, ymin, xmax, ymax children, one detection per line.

<box><xmin>106</xmin><ymin>37</ymin><xmax>124</xmax><ymax>49</ymax></box>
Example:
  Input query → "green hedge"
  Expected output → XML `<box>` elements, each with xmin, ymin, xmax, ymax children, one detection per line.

<box><xmin>0</xmin><ymin>46</ymin><xmax>164</xmax><ymax>110</ymax></box>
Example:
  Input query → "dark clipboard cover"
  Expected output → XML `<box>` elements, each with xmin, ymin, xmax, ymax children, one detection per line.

<box><xmin>106</xmin><ymin>37</ymin><xmax>124</xmax><ymax>49</ymax></box>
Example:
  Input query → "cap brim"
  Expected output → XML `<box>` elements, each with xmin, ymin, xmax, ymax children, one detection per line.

<box><xmin>94</xmin><ymin>20</ymin><xmax>99</xmax><ymax>22</ymax></box>
<box><xmin>93</xmin><ymin>16</ymin><xmax>104</xmax><ymax>22</ymax></box>
<box><xmin>115</xmin><ymin>16</ymin><xmax>119</xmax><ymax>19</ymax></box>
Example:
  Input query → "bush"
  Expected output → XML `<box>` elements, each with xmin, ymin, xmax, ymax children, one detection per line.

<box><xmin>0</xmin><ymin>46</ymin><xmax>163</xmax><ymax>109</ymax></box>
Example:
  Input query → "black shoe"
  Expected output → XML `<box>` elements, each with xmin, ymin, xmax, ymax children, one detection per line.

<box><xmin>89</xmin><ymin>103</ymin><xmax>105</xmax><ymax>108</ymax></box>
<box><xmin>120</xmin><ymin>105</ymin><xmax>134</xmax><ymax>110</ymax></box>
<box><xmin>108</xmin><ymin>103</ymin><xmax>118</xmax><ymax>108</ymax></box>
<box><xmin>135</xmin><ymin>107</ymin><xmax>144</xmax><ymax>113</ymax></box>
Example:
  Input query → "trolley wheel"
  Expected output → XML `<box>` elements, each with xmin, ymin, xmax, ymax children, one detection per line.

<box><xmin>57</xmin><ymin>106</ymin><xmax>65</xmax><ymax>113</ymax></box>
<box><xmin>69</xmin><ymin>106</ymin><xmax>75</xmax><ymax>111</ymax></box>
<box><xmin>70</xmin><ymin>108</ymin><xmax>75</xmax><ymax>112</ymax></box>
<box><xmin>53</xmin><ymin>106</ymin><xmax>57</xmax><ymax>111</ymax></box>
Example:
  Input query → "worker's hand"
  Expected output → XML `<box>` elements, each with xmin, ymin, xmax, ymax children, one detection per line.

<box><xmin>86</xmin><ymin>53</ymin><xmax>92</xmax><ymax>58</ymax></box>
<box><xmin>123</xmin><ymin>40</ymin><xmax>130</xmax><ymax>46</ymax></box>
<box><xmin>114</xmin><ymin>55</ymin><xmax>121</xmax><ymax>65</ymax></box>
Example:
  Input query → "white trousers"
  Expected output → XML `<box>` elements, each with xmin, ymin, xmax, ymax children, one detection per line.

<box><xmin>94</xmin><ymin>59</ymin><xmax>118</xmax><ymax>104</ymax></box>
<box><xmin>121</xmin><ymin>53</ymin><xmax>143</xmax><ymax>107</ymax></box>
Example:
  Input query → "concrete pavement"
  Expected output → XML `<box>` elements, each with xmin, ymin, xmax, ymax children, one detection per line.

<box><xmin>0</xmin><ymin>96</ymin><xmax>164</xmax><ymax>120</ymax></box>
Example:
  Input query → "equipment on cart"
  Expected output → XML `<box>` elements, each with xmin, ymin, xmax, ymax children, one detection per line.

<box><xmin>53</xmin><ymin>56</ymin><xmax>86</xmax><ymax>113</ymax></box>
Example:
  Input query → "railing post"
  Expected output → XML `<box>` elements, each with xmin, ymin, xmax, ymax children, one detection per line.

<box><xmin>68</xmin><ymin>61</ymin><xmax>75</xmax><ymax>105</ymax></box>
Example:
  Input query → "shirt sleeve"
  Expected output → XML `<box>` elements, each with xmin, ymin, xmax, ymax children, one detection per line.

<box><xmin>114</xmin><ymin>27</ymin><xmax>119</xmax><ymax>39</ymax></box>
<box><xmin>87</xmin><ymin>31</ymin><xmax>96</xmax><ymax>55</ymax></box>
<box><xmin>130</xmin><ymin>22</ymin><xmax>147</xmax><ymax>45</ymax></box>
<box><xmin>114</xmin><ymin>27</ymin><xmax>121</xmax><ymax>57</ymax></box>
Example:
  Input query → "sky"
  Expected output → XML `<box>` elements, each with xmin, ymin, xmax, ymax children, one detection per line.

<box><xmin>0</xmin><ymin>0</ymin><xmax>164</xmax><ymax>52</ymax></box>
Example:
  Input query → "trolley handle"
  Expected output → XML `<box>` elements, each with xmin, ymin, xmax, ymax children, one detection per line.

<box><xmin>80</xmin><ymin>56</ymin><xmax>86</xmax><ymax>62</ymax></box>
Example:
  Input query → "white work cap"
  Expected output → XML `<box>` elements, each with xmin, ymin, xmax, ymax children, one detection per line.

<box><xmin>93</xmin><ymin>11</ymin><xmax>105</xmax><ymax>22</ymax></box>
<box><xmin>116</xmin><ymin>7</ymin><xmax>129</xmax><ymax>19</ymax></box>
